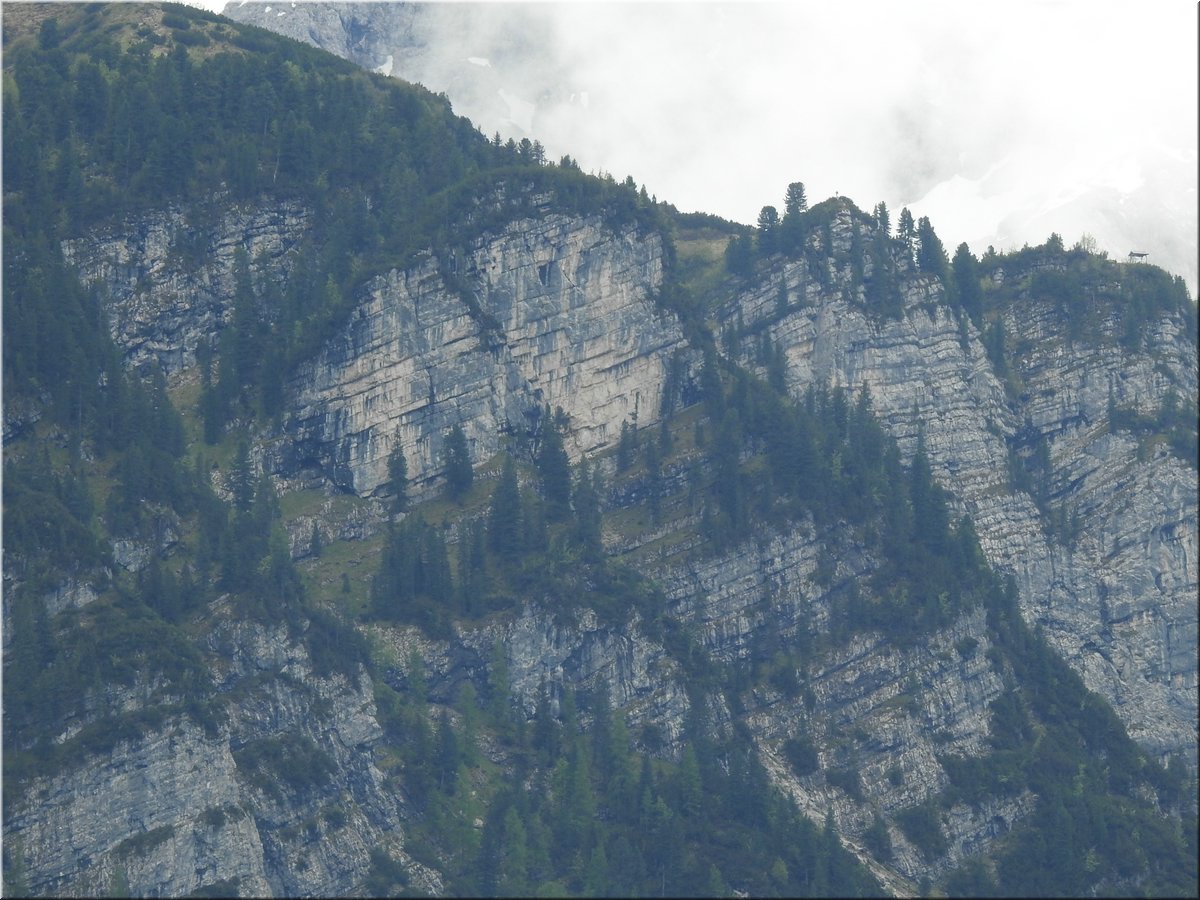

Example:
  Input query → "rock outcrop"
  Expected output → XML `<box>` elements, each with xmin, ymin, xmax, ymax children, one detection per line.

<box><xmin>712</xmin><ymin>201</ymin><xmax>1198</xmax><ymax>766</ymax></box>
<box><xmin>281</xmin><ymin>211</ymin><xmax>681</xmax><ymax>496</ymax></box>
<box><xmin>62</xmin><ymin>202</ymin><xmax>311</xmax><ymax>375</ymax></box>
<box><xmin>4</xmin><ymin>615</ymin><xmax>425</xmax><ymax>898</ymax></box>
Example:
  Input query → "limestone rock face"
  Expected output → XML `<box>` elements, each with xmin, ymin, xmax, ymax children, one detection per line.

<box><xmin>222</xmin><ymin>2</ymin><xmax>418</xmax><ymax>74</ymax></box>
<box><xmin>282</xmin><ymin>212</ymin><xmax>680</xmax><ymax>496</ymax></box>
<box><xmin>373</xmin><ymin>514</ymin><xmax>1020</xmax><ymax>887</ymax></box>
<box><xmin>4</xmin><ymin>617</ymin><xmax>417</xmax><ymax>899</ymax></box>
<box><xmin>11</xmin><ymin>182</ymin><xmax>1193</xmax><ymax>895</ymax></box>
<box><xmin>62</xmin><ymin>202</ymin><xmax>311</xmax><ymax>374</ymax></box>
<box><xmin>714</xmin><ymin>202</ymin><xmax>1198</xmax><ymax>765</ymax></box>
<box><xmin>653</xmin><ymin>523</ymin><xmax>1016</xmax><ymax>884</ymax></box>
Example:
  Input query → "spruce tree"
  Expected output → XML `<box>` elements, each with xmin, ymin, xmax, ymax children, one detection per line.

<box><xmin>535</xmin><ymin>406</ymin><xmax>572</xmax><ymax>521</ymax></box>
<box><xmin>616</xmin><ymin>419</ymin><xmax>636</xmax><ymax>472</ymax></box>
<box><xmin>443</xmin><ymin>424</ymin><xmax>473</xmax><ymax>501</ymax></box>
<box><xmin>952</xmin><ymin>242</ymin><xmax>984</xmax><ymax>327</ymax></box>
<box><xmin>488</xmin><ymin>456</ymin><xmax>522</xmax><ymax>558</ymax></box>
<box><xmin>784</xmin><ymin>181</ymin><xmax>808</xmax><ymax>217</ymax></box>
<box><xmin>387</xmin><ymin>437</ymin><xmax>408</xmax><ymax>515</ymax></box>
<box><xmin>573</xmin><ymin>460</ymin><xmax>604</xmax><ymax>562</ymax></box>
<box><xmin>756</xmin><ymin>205</ymin><xmax>780</xmax><ymax>256</ymax></box>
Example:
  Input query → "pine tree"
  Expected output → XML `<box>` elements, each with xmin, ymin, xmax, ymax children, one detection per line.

<box><xmin>498</xmin><ymin>806</ymin><xmax>530</xmax><ymax>896</ymax></box>
<box><xmin>781</xmin><ymin>182</ymin><xmax>809</xmax><ymax>255</ymax></box>
<box><xmin>443</xmin><ymin>424</ymin><xmax>473</xmax><ymax>501</ymax></box>
<box><xmin>536</xmin><ymin>406</ymin><xmax>572</xmax><ymax>521</ymax></box>
<box><xmin>387</xmin><ymin>437</ymin><xmax>408</xmax><ymax>515</ymax></box>
<box><xmin>897</xmin><ymin>207</ymin><xmax>916</xmax><ymax>265</ymax></box>
<box><xmin>457</xmin><ymin>519</ymin><xmax>490</xmax><ymax>615</ymax></box>
<box><xmin>757</xmin><ymin>205</ymin><xmax>780</xmax><ymax>256</ymax></box>
<box><xmin>573</xmin><ymin>460</ymin><xmax>604</xmax><ymax>562</ymax></box>
<box><xmin>784</xmin><ymin>181</ymin><xmax>808</xmax><ymax>217</ymax></box>
<box><xmin>952</xmin><ymin>241</ymin><xmax>984</xmax><ymax>327</ymax></box>
<box><xmin>916</xmin><ymin>216</ymin><xmax>950</xmax><ymax>281</ymax></box>
<box><xmin>521</xmin><ymin>488</ymin><xmax>548</xmax><ymax>554</ymax></box>
<box><xmin>616</xmin><ymin>419</ymin><xmax>636</xmax><ymax>472</ymax></box>
<box><xmin>724</xmin><ymin>233</ymin><xmax>755</xmax><ymax>277</ymax></box>
<box><xmin>488</xmin><ymin>455</ymin><xmax>522</xmax><ymax>558</ymax></box>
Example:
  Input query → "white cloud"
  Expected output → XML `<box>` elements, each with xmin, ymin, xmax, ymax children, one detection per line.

<box><xmin>181</xmin><ymin>0</ymin><xmax>1200</xmax><ymax>293</ymax></box>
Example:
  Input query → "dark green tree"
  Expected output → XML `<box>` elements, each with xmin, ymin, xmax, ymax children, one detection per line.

<box><xmin>725</xmin><ymin>233</ymin><xmax>755</xmax><ymax>277</ymax></box>
<box><xmin>915</xmin><ymin>216</ymin><xmax>950</xmax><ymax>283</ymax></box>
<box><xmin>535</xmin><ymin>406</ymin><xmax>572</xmax><ymax>521</ymax></box>
<box><xmin>757</xmin><ymin>205</ymin><xmax>780</xmax><ymax>256</ymax></box>
<box><xmin>781</xmin><ymin>182</ymin><xmax>809</xmax><ymax>254</ymax></box>
<box><xmin>784</xmin><ymin>181</ymin><xmax>808</xmax><ymax>217</ymax></box>
<box><xmin>572</xmin><ymin>460</ymin><xmax>604</xmax><ymax>562</ymax></box>
<box><xmin>387</xmin><ymin>437</ymin><xmax>408</xmax><ymax>516</ymax></box>
<box><xmin>488</xmin><ymin>455</ymin><xmax>522</xmax><ymax>558</ymax></box>
<box><xmin>897</xmin><ymin>207</ymin><xmax>916</xmax><ymax>264</ymax></box>
<box><xmin>443</xmin><ymin>424</ymin><xmax>473</xmax><ymax>501</ymax></box>
<box><xmin>873</xmin><ymin>201</ymin><xmax>890</xmax><ymax>235</ymax></box>
<box><xmin>952</xmin><ymin>242</ymin><xmax>983</xmax><ymax>327</ymax></box>
<box><xmin>457</xmin><ymin>518</ymin><xmax>490</xmax><ymax>615</ymax></box>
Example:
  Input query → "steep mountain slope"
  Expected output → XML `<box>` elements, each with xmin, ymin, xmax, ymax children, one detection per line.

<box><xmin>709</xmin><ymin>204</ymin><xmax>1198</xmax><ymax>765</ymax></box>
<box><xmin>3</xmin><ymin>4</ymin><xmax>1196</xmax><ymax>898</ymax></box>
<box><xmin>220</xmin><ymin>0</ymin><xmax>1199</xmax><ymax>766</ymax></box>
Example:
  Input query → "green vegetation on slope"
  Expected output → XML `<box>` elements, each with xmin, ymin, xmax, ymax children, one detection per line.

<box><xmin>2</xmin><ymin>5</ymin><xmax>1196</xmax><ymax>898</ymax></box>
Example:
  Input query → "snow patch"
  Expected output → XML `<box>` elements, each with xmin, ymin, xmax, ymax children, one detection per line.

<box><xmin>374</xmin><ymin>55</ymin><xmax>394</xmax><ymax>77</ymax></box>
<box><xmin>467</xmin><ymin>57</ymin><xmax>492</xmax><ymax>68</ymax></box>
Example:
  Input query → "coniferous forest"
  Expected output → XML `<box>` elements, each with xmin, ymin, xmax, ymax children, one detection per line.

<box><xmin>2</xmin><ymin>4</ymin><xmax>1197</xmax><ymax>898</ymax></box>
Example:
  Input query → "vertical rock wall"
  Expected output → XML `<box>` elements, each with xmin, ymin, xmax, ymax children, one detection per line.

<box><xmin>282</xmin><ymin>212</ymin><xmax>682</xmax><ymax>495</ymax></box>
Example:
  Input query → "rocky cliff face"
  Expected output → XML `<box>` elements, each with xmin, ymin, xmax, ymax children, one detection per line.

<box><xmin>709</xmin><ymin>202</ymin><xmax>1197</xmax><ymax>767</ymax></box>
<box><xmin>281</xmin><ymin>210</ymin><xmax>681</xmax><ymax>496</ymax></box>
<box><xmin>215</xmin><ymin>0</ymin><xmax>1197</xmax><ymax>773</ymax></box>
<box><xmin>10</xmin><ymin>192</ymin><xmax>1194</xmax><ymax>895</ymax></box>
<box><xmin>62</xmin><ymin>202</ymin><xmax>311</xmax><ymax>375</ymax></box>
<box><xmin>360</xmin><ymin>507</ymin><xmax>1026</xmax><ymax>888</ymax></box>
<box><xmin>4</xmin><ymin>614</ymin><xmax>438</xmax><ymax>898</ymax></box>
<box><xmin>221</xmin><ymin>2</ymin><xmax>418</xmax><ymax>76</ymax></box>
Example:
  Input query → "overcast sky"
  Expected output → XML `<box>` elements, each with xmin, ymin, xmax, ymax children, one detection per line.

<box><xmin>196</xmin><ymin>0</ymin><xmax>1198</xmax><ymax>293</ymax></box>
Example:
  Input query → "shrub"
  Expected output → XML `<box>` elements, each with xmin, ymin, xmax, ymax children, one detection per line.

<box><xmin>826</xmin><ymin>765</ymin><xmax>864</xmax><ymax>801</ymax></box>
<box><xmin>783</xmin><ymin>736</ymin><xmax>819</xmax><ymax>776</ymax></box>
<box><xmin>895</xmin><ymin>802</ymin><xmax>948</xmax><ymax>859</ymax></box>
<box><xmin>862</xmin><ymin>814</ymin><xmax>893</xmax><ymax>861</ymax></box>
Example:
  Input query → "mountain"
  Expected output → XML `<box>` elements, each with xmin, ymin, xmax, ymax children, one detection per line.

<box><xmin>2</xmin><ymin>4</ymin><xmax>1197</xmax><ymax>897</ymax></box>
